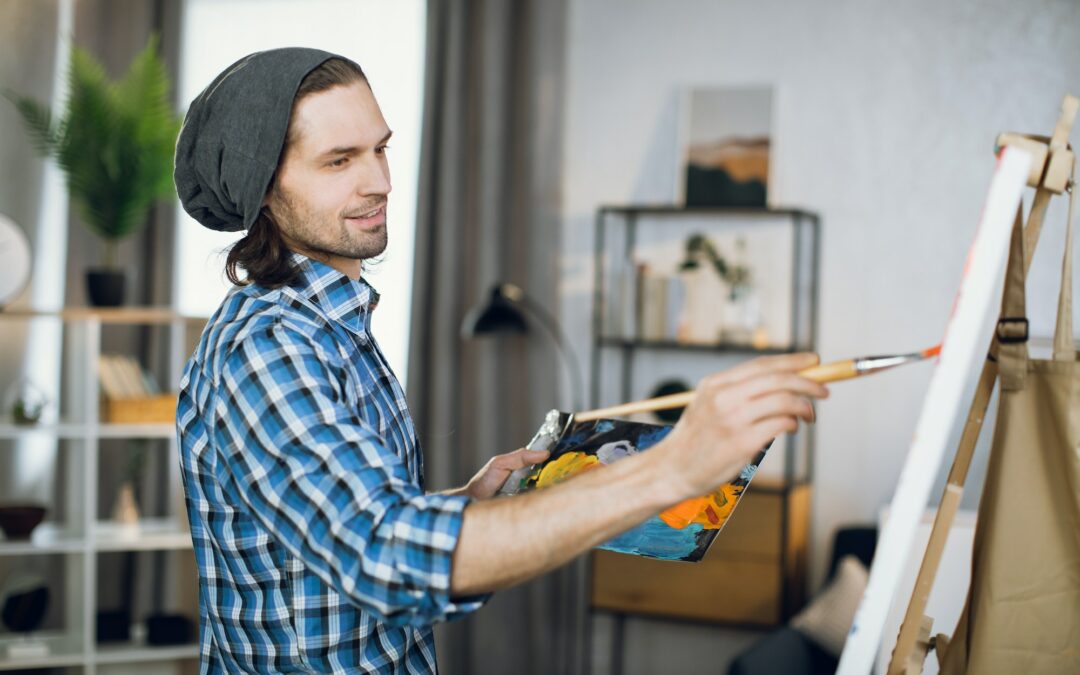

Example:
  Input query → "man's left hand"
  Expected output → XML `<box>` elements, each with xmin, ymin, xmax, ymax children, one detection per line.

<box><xmin>455</xmin><ymin>448</ymin><xmax>551</xmax><ymax>500</ymax></box>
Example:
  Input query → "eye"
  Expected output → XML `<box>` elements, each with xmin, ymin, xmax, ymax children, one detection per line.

<box><xmin>329</xmin><ymin>156</ymin><xmax>350</xmax><ymax>167</ymax></box>
<box><xmin>376</xmin><ymin>145</ymin><xmax>391</xmax><ymax>155</ymax></box>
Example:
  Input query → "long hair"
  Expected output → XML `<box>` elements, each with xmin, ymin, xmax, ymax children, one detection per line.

<box><xmin>225</xmin><ymin>58</ymin><xmax>368</xmax><ymax>287</ymax></box>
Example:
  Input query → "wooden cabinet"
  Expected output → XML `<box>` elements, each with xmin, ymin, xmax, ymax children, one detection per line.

<box><xmin>591</xmin><ymin>481</ymin><xmax>810</xmax><ymax>626</ymax></box>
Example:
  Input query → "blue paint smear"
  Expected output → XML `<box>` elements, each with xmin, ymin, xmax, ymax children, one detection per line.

<box><xmin>635</xmin><ymin>426</ymin><xmax>672</xmax><ymax>449</ymax></box>
<box><xmin>593</xmin><ymin>420</ymin><xmax>616</xmax><ymax>434</ymax></box>
<box><xmin>600</xmin><ymin>518</ymin><xmax>704</xmax><ymax>561</ymax></box>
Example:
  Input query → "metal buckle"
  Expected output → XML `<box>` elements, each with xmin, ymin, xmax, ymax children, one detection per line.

<box><xmin>996</xmin><ymin>317</ymin><xmax>1029</xmax><ymax>344</ymax></box>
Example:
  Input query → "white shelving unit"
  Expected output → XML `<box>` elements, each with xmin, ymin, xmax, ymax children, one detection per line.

<box><xmin>0</xmin><ymin>308</ymin><xmax>203</xmax><ymax>674</ymax></box>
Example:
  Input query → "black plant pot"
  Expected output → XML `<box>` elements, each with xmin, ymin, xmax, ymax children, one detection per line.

<box><xmin>86</xmin><ymin>269</ymin><xmax>126</xmax><ymax>307</ymax></box>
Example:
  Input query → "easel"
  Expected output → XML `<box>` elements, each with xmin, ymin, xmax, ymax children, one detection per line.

<box><xmin>886</xmin><ymin>94</ymin><xmax>1079</xmax><ymax>675</ymax></box>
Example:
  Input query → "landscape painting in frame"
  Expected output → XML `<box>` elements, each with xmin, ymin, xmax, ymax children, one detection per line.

<box><xmin>677</xmin><ymin>86</ymin><xmax>773</xmax><ymax>207</ymax></box>
<box><xmin>508</xmin><ymin>417</ymin><xmax>766</xmax><ymax>562</ymax></box>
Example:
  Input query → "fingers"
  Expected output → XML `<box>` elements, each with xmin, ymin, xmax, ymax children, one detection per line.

<box><xmin>699</xmin><ymin>352</ymin><xmax>820</xmax><ymax>390</ymax></box>
<box><xmin>731</xmin><ymin>391</ymin><xmax>815</xmax><ymax>427</ymax></box>
<box><xmin>721</xmin><ymin>371</ymin><xmax>829</xmax><ymax>404</ymax></box>
<box><xmin>491</xmin><ymin>447</ymin><xmax>550</xmax><ymax>471</ymax></box>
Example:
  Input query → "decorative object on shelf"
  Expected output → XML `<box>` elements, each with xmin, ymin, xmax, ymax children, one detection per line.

<box><xmin>112</xmin><ymin>439</ymin><xmax>149</xmax><ymax>526</ymax></box>
<box><xmin>4</xmin><ymin>35</ymin><xmax>182</xmax><ymax>307</ymax></box>
<box><xmin>1</xmin><ymin>571</ymin><xmax>50</xmax><ymax>659</ymax></box>
<box><xmin>0</xmin><ymin>504</ymin><xmax>47</xmax><ymax>540</ymax></box>
<box><xmin>3</xmin><ymin>377</ymin><xmax>49</xmax><ymax>425</ymax></box>
<box><xmin>96</xmin><ymin>608</ymin><xmax>131</xmax><ymax>643</ymax></box>
<box><xmin>676</xmin><ymin>86</ymin><xmax>773</xmax><ymax>207</ymax></box>
<box><xmin>112</xmin><ymin>483</ymin><xmax>140</xmax><ymax>525</ymax></box>
<box><xmin>461</xmin><ymin>282</ymin><xmax>585</xmax><ymax>411</ymax></box>
<box><xmin>677</xmin><ymin>233</ymin><xmax>757</xmax><ymax>345</ymax></box>
<box><xmin>646</xmin><ymin>379</ymin><xmax>691</xmax><ymax>423</ymax></box>
<box><xmin>0</xmin><ymin>213</ymin><xmax>32</xmax><ymax>310</ymax></box>
<box><xmin>146</xmin><ymin>613</ymin><xmax>194</xmax><ymax>646</ymax></box>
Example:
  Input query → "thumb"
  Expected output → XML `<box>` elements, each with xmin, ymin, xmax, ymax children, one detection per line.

<box><xmin>521</xmin><ymin>448</ymin><xmax>551</xmax><ymax>462</ymax></box>
<box><xmin>506</xmin><ymin>447</ymin><xmax>550</xmax><ymax>467</ymax></box>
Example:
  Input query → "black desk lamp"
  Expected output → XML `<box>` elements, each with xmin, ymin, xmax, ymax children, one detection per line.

<box><xmin>461</xmin><ymin>282</ymin><xmax>584</xmax><ymax>412</ymax></box>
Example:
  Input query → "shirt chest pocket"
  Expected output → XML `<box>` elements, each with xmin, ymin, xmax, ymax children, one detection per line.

<box><xmin>334</xmin><ymin>345</ymin><xmax>390</xmax><ymax>442</ymax></box>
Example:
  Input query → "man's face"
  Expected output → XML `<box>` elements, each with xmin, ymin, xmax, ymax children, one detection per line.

<box><xmin>266</xmin><ymin>80</ymin><xmax>392</xmax><ymax>278</ymax></box>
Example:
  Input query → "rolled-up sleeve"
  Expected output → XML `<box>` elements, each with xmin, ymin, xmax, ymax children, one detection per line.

<box><xmin>211</xmin><ymin>321</ymin><xmax>483</xmax><ymax>626</ymax></box>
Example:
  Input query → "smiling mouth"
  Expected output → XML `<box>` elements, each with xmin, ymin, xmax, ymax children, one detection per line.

<box><xmin>347</xmin><ymin>205</ymin><xmax>385</xmax><ymax>220</ymax></box>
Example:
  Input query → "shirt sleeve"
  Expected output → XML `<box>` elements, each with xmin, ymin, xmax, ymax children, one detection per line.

<box><xmin>211</xmin><ymin>320</ymin><xmax>485</xmax><ymax>626</ymax></box>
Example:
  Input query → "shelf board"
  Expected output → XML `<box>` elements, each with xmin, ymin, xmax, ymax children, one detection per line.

<box><xmin>0</xmin><ymin>524</ymin><xmax>85</xmax><ymax>556</ymax></box>
<box><xmin>0</xmin><ymin>422</ymin><xmax>90</xmax><ymax>439</ymax></box>
<box><xmin>598</xmin><ymin>337</ymin><xmax>796</xmax><ymax>354</ymax></box>
<box><xmin>98</xmin><ymin>423</ymin><xmax>175</xmax><ymax>439</ymax></box>
<box><xmin>94</xmin><ymin>642</ymin><xmax>199</xmax><ymax>664</ymax></box>
<box><xmin>94</xmin><ymin>518</ymin><xmax>192</xmax><ymax>551</ymax></box>
<box><xmin>0</xmin><ymin>307</ymin><xmax>206</xmax><ymax>324</ymax></box>
<box><xmin>597</xmin><ymin>205</ymin><xmax>817</xmax><ymax>219</ymax></box>
<box><xmin>0</xmin><ymin>422</ymin><xmax>175</xmax><ymax>439</ymax></box>
<box><xmin>0</xmin><ymin>632</ymin><xmax>84</xmax><ymax>671</ymax></box>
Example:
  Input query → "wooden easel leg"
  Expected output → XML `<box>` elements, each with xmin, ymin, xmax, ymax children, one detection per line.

<box><xmin>886</xmin><ymin>360</ymin><xmax>997</xmax><ymax>675</ymax></box>
<box><xmin>902</xmin><ymin>616</ymin><xmax>935</xmax><ymax>675</ymax></box>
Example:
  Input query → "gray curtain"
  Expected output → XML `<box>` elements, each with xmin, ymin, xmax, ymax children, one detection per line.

<box><xmin>406</xmin><ymin>0</ymin><xmax>585</xmax><ymax>673</ymax></box>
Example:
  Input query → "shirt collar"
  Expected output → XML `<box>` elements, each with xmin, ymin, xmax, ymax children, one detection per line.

<box><xmin>288</xmin><ymin>252</ymin><xmax>380</xmax><ymax>338</ymax></box>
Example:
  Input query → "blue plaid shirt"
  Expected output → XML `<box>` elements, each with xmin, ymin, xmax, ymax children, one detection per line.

<box><xmin>177</xmin><ymin>254</ymin><xmax>484</xmax><ymax>673</ymax></box>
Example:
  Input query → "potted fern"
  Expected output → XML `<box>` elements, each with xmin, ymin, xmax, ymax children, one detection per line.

<box><xmin>5</xmin><ymin>36</ymin><xmax>181</xmax><ymax>306</ymax></box>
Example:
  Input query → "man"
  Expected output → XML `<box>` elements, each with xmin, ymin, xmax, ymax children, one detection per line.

<box><xmin>174</xmin><ymin>48</ymin><xmax>827</xmax><ymax>674</ymax></box>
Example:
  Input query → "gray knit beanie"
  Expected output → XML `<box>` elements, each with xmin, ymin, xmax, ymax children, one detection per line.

<box><xmin>173</xmin><ymin>47</ymin><xmax>343</xmax><ymax>232</ymax></box>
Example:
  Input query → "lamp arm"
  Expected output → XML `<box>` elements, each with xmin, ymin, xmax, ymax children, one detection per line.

<box><xmin>517</xmin><ymin>293</ymin><xmax>585</xmax><ymax>412</ymax></box>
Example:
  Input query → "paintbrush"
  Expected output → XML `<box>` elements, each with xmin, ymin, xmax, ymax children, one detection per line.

<box><xmin>498</xmin><ymin>345</ymin><xmax>941</xmax><ymax>495</ymax></box>
<box><xmin>575</xmin><ymin>345</ymin><xmax>942</xmax><ymax>422</ymax></box>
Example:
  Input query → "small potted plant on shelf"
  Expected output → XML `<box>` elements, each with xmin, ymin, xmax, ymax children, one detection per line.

<box><xmin>4</xmin><ymin>36</ymin><xmax>181</xmax><ymax>307</ymax></box>
<box><xmin>3</xmin><ymin>378</ymin><xmax>48</xmax><ymax>426</ymax></box>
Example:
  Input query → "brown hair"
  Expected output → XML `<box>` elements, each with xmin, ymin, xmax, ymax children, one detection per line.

<box><xmin>225</xmin><ymin>58</ymin><xmax>368</xmax><ymax>287</ymax></box>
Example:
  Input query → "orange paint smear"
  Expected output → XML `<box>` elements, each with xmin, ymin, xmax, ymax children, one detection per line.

<box><xmin>659</xmin><ymin>483</ymin><xmax>744</xmax><ymax>530</ymax></box>
<box><xmin>923</xmin><ymin>344</ymin><xmax>942</xmax><ymax>358</ymax></box>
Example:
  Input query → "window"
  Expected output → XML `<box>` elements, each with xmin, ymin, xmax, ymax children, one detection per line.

<box><xmin>174</xmin><ymin>0</ymin><xmax>426</xmax><ymax>383</ymax></box>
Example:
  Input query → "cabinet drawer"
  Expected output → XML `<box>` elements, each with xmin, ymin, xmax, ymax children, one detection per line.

<box><xmin>590</xmin><ymin>483</ymin><xmax>810</xmax><ymax>625</ymax></box>
<box><xmin>591</xmin><ymin>550</ymin><xmax>782</xmax><ymax>625</ymax></box>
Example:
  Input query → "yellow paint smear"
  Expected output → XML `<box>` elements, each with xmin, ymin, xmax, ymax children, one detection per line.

<box><xmin>534</xmin><ymin>452</ymin><xmax>601</xmax><ymax>488</ymax></box>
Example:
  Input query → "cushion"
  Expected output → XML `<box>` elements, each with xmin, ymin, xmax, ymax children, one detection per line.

<box><xmin>790</xmin><ymin>554</ymin><xmax>870</xmax><ymax>657</ymax></box>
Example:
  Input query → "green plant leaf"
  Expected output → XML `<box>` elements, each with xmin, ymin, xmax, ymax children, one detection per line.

<box><xmin>3</xmin><ymin>34</ymin><xmax>182</xmax><ymax>258</ymax></box>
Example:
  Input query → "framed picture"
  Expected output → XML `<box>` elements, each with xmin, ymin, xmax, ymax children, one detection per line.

<box><xmin>675</xmin><ymin>86</ymin><xmax>774</xmax><ymax>207</ymax></box>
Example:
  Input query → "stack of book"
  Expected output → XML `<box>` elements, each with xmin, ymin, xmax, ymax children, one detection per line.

<box><xmin>97</xmin><ymin>354</ymin><xmax>175</xmax><ymax>424</ymax></box>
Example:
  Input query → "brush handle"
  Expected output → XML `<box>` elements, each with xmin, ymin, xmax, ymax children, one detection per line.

<box><xmin>798</xmin><ymin>359</ymin><xmax>859</xmax><ymax>383</ymax></box>
<box><xmin>574</xmin><ymin>359</ymin><xmax>862</xmax><ymax>422</ymax></box>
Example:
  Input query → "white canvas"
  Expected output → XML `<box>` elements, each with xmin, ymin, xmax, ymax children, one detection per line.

<box><xmin>836</xmin><ymin>147</ymin><xmax>1032</xmax><ymax>674</ymax></box>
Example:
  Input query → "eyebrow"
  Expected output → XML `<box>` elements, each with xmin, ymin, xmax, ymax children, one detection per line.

<box><xmin>318</xmin><ymin>130</ymin><xmax>393</xmax><ymax>158</ymax></box>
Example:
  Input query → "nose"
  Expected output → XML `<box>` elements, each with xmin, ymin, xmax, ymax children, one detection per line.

<box><xmin>358</xmin><ymin>153</ymin><xmax>392</xmax><ymax>199</ymax></box>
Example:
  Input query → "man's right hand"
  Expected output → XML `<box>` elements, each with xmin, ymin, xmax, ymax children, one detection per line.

<box><xmin>450</xmin><ymin>352</ymin><xmax>829</xmax><ymax>596</ymax></box>
<box><xmin>657</xmin><ymin>352</ymin><xmax>828</xmax><ymax>499</ymax></box>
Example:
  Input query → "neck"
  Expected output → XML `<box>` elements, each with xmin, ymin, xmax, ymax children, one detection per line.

<box><xmin>285</xmin><ymin>244</ymin><xmax>363</xmax><ymax>281</ymax></box>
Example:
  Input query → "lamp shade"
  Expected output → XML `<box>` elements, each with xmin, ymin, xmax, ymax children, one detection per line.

<box><xmin>461</xmin><ymin>284</ymin><xmax>528</xmax><ymax>337</ymax></box>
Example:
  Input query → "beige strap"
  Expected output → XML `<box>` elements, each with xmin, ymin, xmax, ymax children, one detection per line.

<box><xmin>998</xmin><ymin>208</ymin><xmax>1030</xmax><ymax>391</ymax></box>
<box><xmin>1053</xmin><ymin>168</ymin><xmax>1076</xmax><ymax>361</ymax></box>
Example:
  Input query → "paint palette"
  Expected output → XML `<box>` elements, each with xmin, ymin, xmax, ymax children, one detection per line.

<box><xmin>506</xmin><ymin>416</ymin><xmax>767</xmax><ymax>562</ymax></box>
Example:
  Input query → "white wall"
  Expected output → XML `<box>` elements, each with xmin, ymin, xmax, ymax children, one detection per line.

<box><xmin>559</xmin><ymin>0</ymin><xmax>1080</xmax><ymax>592</ymax></box>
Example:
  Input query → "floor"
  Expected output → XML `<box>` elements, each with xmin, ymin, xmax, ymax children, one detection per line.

<box><xmin>588</xmin><ymin>612</ymin><xmax>767</xmax><ymax>675</ymax></box>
